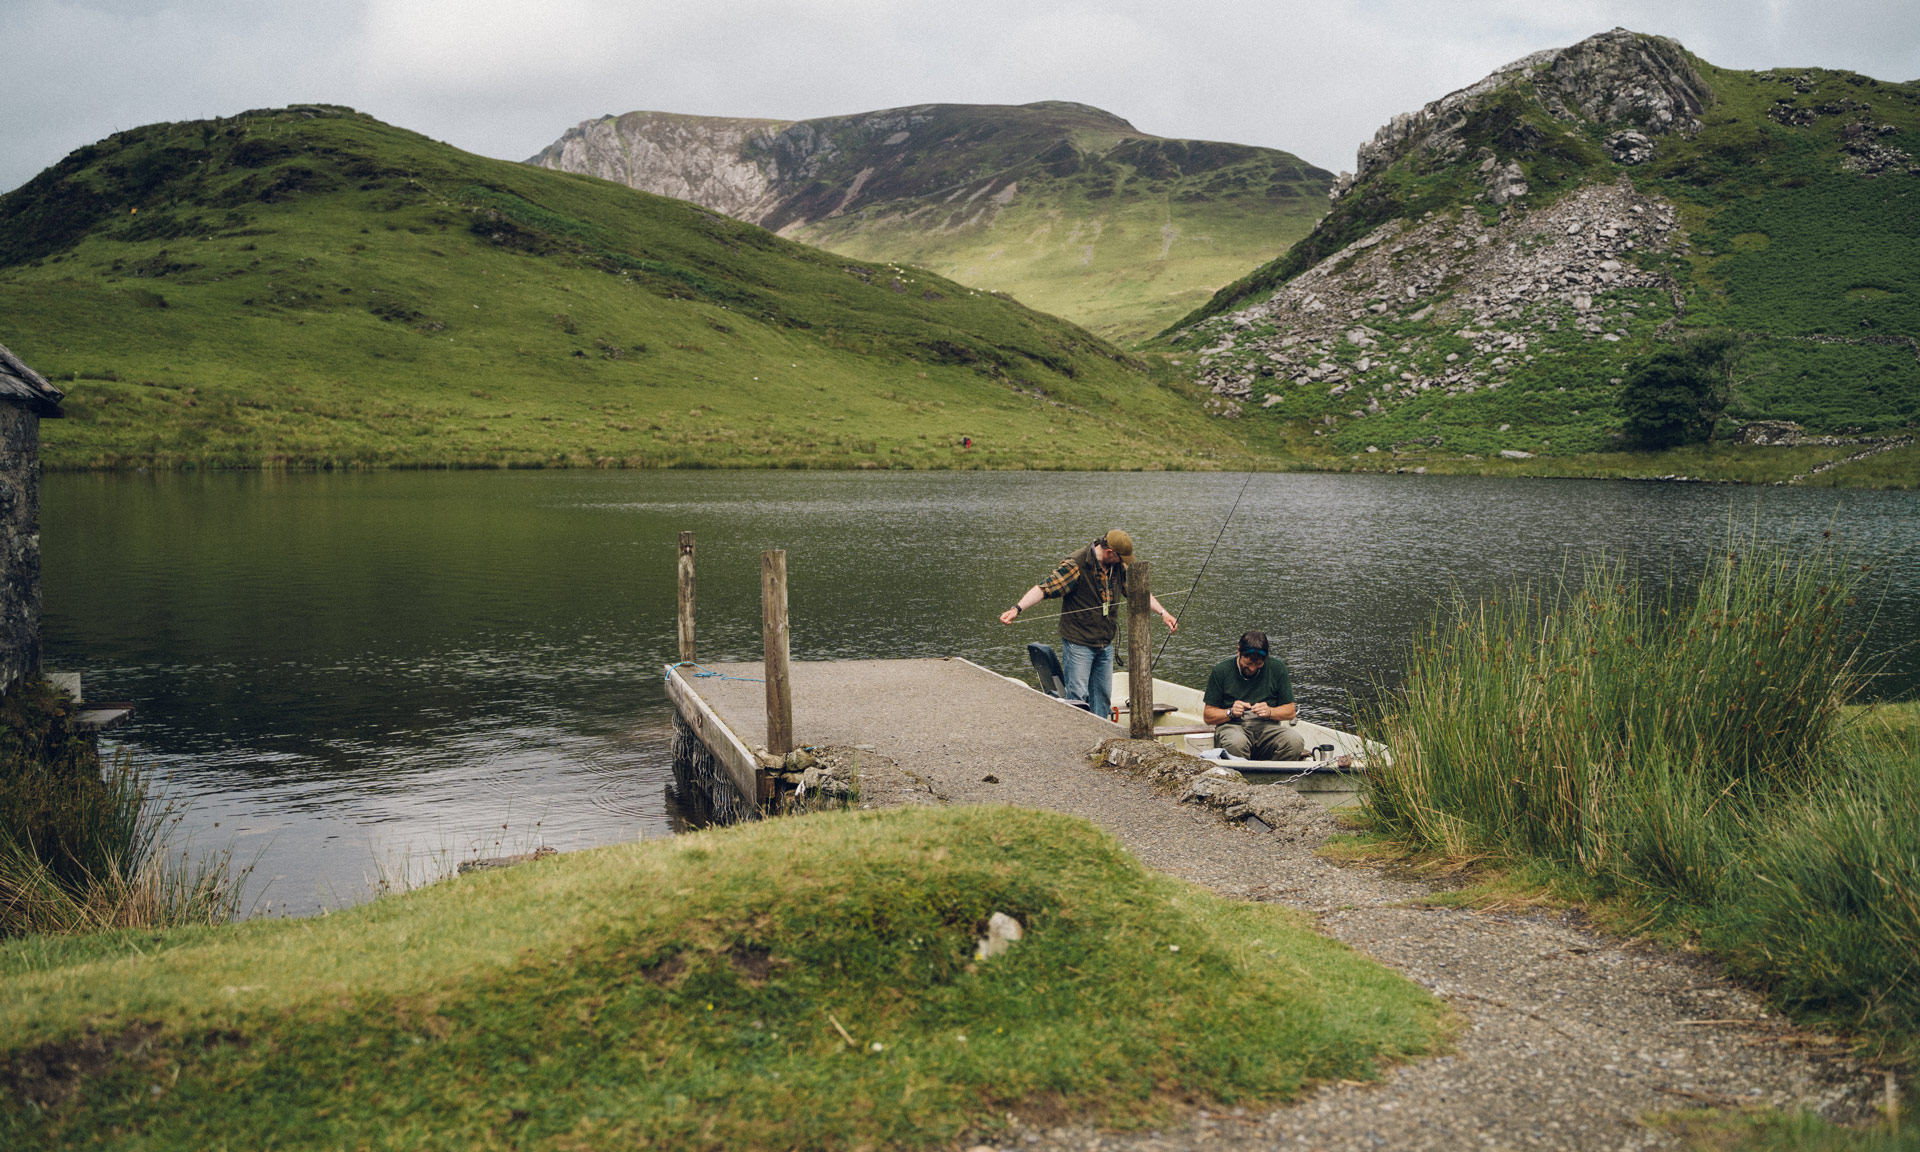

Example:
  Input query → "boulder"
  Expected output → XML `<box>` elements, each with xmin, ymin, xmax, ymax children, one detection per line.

<box><xmin>974</xmin><ymin>911</ymin><xmax>1024</xmax><ymax>960</ymax></box>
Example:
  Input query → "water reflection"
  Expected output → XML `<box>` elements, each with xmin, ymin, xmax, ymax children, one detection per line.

<box><xmin>42</xmin><ymin>470</ymin><xmax>1919</xmax><ymax>914</ymax></box>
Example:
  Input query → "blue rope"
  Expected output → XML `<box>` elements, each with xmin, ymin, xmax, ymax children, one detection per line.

<box><xmin>666</xmin><ymin>661</ymin><xmax>765</xmax><ymax>683</ymax></box>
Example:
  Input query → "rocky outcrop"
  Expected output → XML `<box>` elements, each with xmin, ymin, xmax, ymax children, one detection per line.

<box><xmin>1347</xmin><ymin>28</ymin><xmax>1709</xmax><ymax>193</ymax></box>
<box><xmin>1188</xmin><ymin>178</ymin><xmax>1682</xmax><ymax>413</ymax></box>
<box><xmin>529</xmin><ymin>112</ymin><xmax>791</xmax><ymax>222</ymax></box>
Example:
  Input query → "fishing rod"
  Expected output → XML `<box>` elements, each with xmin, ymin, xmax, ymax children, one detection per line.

<box><xmin>1149</xmin><ymin>470</ymin><xmax>1257</xmax><ymax>675</ymax></box>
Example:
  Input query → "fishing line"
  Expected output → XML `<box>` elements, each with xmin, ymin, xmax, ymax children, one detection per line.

<box><xmin>1004</xmin><ymin>587</ymin><xmax>1196</xmax><ymax>626</ymax></box>
<box><xmin>1149</xmin><ymin>470</ymin><xmax>1257</xmax><ymax>674</ymax></box>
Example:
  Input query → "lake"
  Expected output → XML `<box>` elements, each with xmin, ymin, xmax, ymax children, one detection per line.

<box><xmin>41</xmin><ymin>470</ymin><xmax>1920</xmax><ymax>914</ymax></box>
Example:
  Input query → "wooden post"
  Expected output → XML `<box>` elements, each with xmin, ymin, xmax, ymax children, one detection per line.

<box><xmin>761</xmin><ymin>549</ymin><xmax>794</xmax><ymax>755</ymax></box>
<box><xmin>1127</xmin><ymin>560</ymin><xmax>1154</xmax><ymax>739</ymax></box>
<box><xmin>676</xmin><ymin>532</ymin><xmax>696</xmax><ymax>663</ymax></box>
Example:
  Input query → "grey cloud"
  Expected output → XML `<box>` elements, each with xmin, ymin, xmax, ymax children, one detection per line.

<box><xmin>3</xmin><ymin>0</ymin><xmax>1917</xmax><ymax>194</ymax></box>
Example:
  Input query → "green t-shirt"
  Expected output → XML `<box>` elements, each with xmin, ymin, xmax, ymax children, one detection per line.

<box><xmin>1203</xmin><ymin>655</ymin><xmax>1293</xmax><ymax>715</ymax></box>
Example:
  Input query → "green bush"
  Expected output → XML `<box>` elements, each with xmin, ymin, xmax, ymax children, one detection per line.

<box><xmin>1617</xmin><ymin>332</ymin><xmax>1742</xmax><ymax>449</ymax></box>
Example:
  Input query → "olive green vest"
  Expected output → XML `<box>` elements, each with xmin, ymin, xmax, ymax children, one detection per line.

<box><xmin>1059</xmin><ymin>542</ymin><xmax>1127</xmax><ymax>648</ymax></box>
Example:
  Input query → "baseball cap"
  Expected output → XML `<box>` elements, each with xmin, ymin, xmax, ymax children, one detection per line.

<box><xmin>1103</xmin><ymin>529</ymin><xmax>1134</xmax><ymax>559</ymax></box>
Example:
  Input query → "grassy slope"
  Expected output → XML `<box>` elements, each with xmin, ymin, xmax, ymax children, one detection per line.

<box><xmin>0</xmin><ymin>106</ymin><xmax>1241</xmax><ymax>471</ymax></box>
<box><xmin>541</xmin><ymin>102</ymin><xmax>1331</xmax><ymax>345</ymax></box>
<box><xmin>0</xmin><ymin>807</ymin><xmax>1443</xmax><ymax>1149</ymax></box>
<box><xmin>785</xmin><ymin>121</ymin><xmax>1330</xmax><ymax>344</ymax></box>
<box><xmin>1161</xmin><ymin>52</ymin><xmax>1920</xmax><ymax>486</ymax></box>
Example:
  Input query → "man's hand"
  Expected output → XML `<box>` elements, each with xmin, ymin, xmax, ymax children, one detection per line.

<box><xmin>1230</xmin><ymin>699</ymin><xmax>1250</xmax><ymax>718</ymax></box>
<box><xmin>999</xmin><ymin>606</ymin><xmax>1020</xmax><ymax>625</ymax></box>
<box><xmin>1161</xmin><ymin>610</ymin><xmax>1178</xmax><ymax>632</ymax></box>
<box><xmin>1250</xmin><ymin>702</ymin><xmax>1272</xmax><ymax>720</ymax></box>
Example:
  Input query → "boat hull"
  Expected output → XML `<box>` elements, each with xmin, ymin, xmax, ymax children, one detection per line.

<box><xmin>1108</xmin><ymin>671</ymin><xmax>1379</xmax><ymax>808</ymax></box>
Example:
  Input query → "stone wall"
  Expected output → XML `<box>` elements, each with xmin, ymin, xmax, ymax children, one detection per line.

<box><xmin>0</xmin><ymin>404</ymin><xmax>42</xmax><ymax>692</ymax></box>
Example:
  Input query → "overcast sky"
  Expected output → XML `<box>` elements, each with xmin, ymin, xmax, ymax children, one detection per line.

<box><xmin>4</xmin><ymin>0</ymin><xmax>1918</xmax><ymax>193</ymax></box>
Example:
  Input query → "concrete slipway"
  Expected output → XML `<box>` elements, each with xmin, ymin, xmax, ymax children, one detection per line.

<box><xmin>670</xmin><ymin>657</ymin><xmax>1884</xmax><ymax>1152</ymax></box>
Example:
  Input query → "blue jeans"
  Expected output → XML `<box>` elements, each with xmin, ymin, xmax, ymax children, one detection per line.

<box><xmin>1061</xmin><ymin>640</ymin><xmax>1114</xmax><ymax>720</ymax></box>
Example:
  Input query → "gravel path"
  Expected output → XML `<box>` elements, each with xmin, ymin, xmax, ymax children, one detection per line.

<box><xmin>689</xmin><ymin>660</ymin><xmax>1882</xmax><ymax>1150</ymax></box>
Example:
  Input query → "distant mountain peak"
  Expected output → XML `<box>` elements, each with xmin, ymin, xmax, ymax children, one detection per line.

<box><xmin>1017</xmin><ymin>101</ymin><xmax>1138</xmax><ymax>129</ymax></box>
<box><xmin>529</xmin><ymin>101</ymin><xmax>1331</xmax><ymax>340</ymax></box>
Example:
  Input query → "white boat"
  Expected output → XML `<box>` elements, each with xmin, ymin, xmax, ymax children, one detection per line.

<box><xmin>1015</xmin><ymin>643</ymin><xmax>1380</xmax><ymax>806</ymax></box>
<box><xmin>1104</xmin><ymin>669</ymin><xmax>1382</xmax><ymax>807</ymax></box>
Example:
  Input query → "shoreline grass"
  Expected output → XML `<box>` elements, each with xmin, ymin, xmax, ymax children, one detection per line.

<box><xmin>1</xmin><ymin>806</ymin><xmax>1444</xmax><ymax>1150</ymax></box>
<box><xmin>1355</xmin><ymin>537</ymin><xmax>1918</xmax><ymax>1071</ymax></box>
<box><xmin>33</xmin><ymin>439</ymin><xmax>1920</xmax><ymax>487</ymax></box>
<box><xmin>1</xmin><ymin>680</ymin><xmax>245</xmax><ymax>938</ymax></box>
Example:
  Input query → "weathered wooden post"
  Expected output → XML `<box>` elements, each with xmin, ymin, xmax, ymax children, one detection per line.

<box><xmin>761</xmin><ymin>549</ymin><xmax>794</xmax><ymax>755</ymax></box>
<box><xmin>1128</xmin><ymin>560</ymin><xmax>1154</xmax><ymax>739</ymax></box>
<box><xmin>677</xmin><ymin>532</ymin><xmax>696</xmax><ymax>662</ymax></box>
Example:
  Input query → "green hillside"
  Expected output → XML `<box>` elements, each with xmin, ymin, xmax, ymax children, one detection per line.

<box><xmin>0</xmin><ymin>105</ymin><xmax>1238</xmax><ymax>471</ymax></box>
<box><xmin>531</xmin><ymin>102</ymin><xmax>1332</xmax><ymax>344</ymax></box>
<box><xmin>1163</xmin><ymin>31</ymin><xmax>1920</xmax><ymax>485</ymax></box>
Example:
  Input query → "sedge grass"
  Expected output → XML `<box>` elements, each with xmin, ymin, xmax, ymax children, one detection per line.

<box><xmin>1362</xmin><ymin>533</ymin><xmax>1862</xmax><ymax>903</ymax></box>
<box><xmin>0</xmin><ymin>805</ymin><xmax>1444</xmax><ymax>1150</ymax></box>
<box><xmin>1358</xmin><ymin>534</ymin><xmax>1920</xmax><ymax>1055</ymax></box>
<box><xmin>1711</xmin><ymin>723</ymin><xmax>1920</xmax><ymax>1040</ymax></box>
<box><xmin>2</xmin><ymin>678</ymin><xmax>246</xmax><ymax>938</ymax></box>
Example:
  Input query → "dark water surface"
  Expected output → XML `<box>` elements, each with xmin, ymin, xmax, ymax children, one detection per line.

<box><xmin>42</xmin><ymin>470</ymin><xmax>1920</xmax><ymax>913</ymax></box>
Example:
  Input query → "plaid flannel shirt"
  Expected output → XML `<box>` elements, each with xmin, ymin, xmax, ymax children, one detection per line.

<box><xmin>1038</xmin><ymin>549</ymin><xmax>1121</xmax><ymax>606</ymax></box>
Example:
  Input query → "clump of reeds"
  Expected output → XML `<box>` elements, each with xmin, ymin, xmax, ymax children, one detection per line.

<box><xmin>1714</xmin><ymin>734</ymin><xmax>1920</xmax><ymax>1038</ymax></box>
<box><xmin>0</xmin><ymin>679</ymin><xmax>245</xmax><ymax>936</ymax></box>
<box><xmin>1362</xmin><ymin>532</ymin><xmax>1863</xmax><ymax>903</ymax></box>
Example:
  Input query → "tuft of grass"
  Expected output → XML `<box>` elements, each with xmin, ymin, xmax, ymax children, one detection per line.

<box><xmin>1657</xmin><ymin>1101</ymin><xmax>1920</xmax><ymax>1151</ymax></box>
<box><xmin>1711</xmin><ymin>725</ymin><xmax>1920</xmax><ymax>1038</ymax></box>
<box><xmin>0</xmin><ymin>806</ymin><xmax>1444</xmax><ymax>1150</ymax></box>
<box><xmin>1356</xmin><ymin>534</ymin><xmax>1920</xmax><ymax>1056</ymax></box>
<box><xmin>1363</xmin><ymin>533</ymin><xmax>1862</xmax><ymax>902</ymax></box>
<box><xmin>1</xmin><ymin>680</ymin><xmax>244</xmax><ymax>937</ymax></box>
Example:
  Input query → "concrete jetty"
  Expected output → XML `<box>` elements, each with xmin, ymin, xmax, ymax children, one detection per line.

<box><xmin>665</xmin><ymin>657</ymin><xmax>1121</xmax><ymax>810</ymax></box>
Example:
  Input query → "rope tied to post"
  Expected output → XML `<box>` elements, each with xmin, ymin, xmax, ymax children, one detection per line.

<box><xmin>665</xmin><ymin>661</ymin><xmax>765</xmax><ymax>683</ymax></box>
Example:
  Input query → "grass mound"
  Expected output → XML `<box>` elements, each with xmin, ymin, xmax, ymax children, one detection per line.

<box><xmin>0</xmin><ymin>806</ymin><xmax>1442</xmax><ymax>1150</ymax></box>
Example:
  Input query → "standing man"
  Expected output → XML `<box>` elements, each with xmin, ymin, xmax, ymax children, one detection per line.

<box><xmin>1000</xmin><ymin>530</ymin><xmax>1177</xmax><ymax>720</ymax></box>
<box><xmin>1203</xmin><ymin>631</ymin><xmax>1308</xmax><ymax>760</ymax></box>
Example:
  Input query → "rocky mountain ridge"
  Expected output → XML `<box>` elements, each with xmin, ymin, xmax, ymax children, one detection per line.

<box><xmin>530</xmin><ymin>102</ymin><xmax>1332</xmax><ymax>341</ymax></box>
<box><xmin>1170</xmin><ymin>28</ymin><xmax>1920</xmax><ymax>462</ymax></box>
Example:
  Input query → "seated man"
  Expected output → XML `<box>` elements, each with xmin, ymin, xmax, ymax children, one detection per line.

<box><xmin>1203</xmin><ymin>631</ymin><xmax>1308</xmax><ymax>761</ymax></box>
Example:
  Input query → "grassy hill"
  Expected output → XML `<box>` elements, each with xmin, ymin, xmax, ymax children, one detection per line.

<box><xmin>1161</xmin><ymin>31</ymin><xmax>1920</xmax><ymax>486</ymax></box>
<box><xmin>529</xmin><ymin>102</ymin><xmax>1332</xmax><ymax>344</ymax></box>
<box><xmin>0</xmin><ymin>105</ymin><xmax>1241</xmax><ymax>472</ymax></box>
<box><xmin>1</xmin><ymin>807</ymin><xmax>1442</xmax><ymax>1149</ymax></box>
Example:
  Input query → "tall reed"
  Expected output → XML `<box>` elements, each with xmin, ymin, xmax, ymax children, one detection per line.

<box><xmin>1362</xmin><ymin>534</ymin><xmax>1863</xmax><ymax>902</ymax></box>
<box><xmin>1715</xmin><ymin>736</ymin><xmax>1920</xmax><ymax>1036</ymax></box>
<box><xmin>1</xmin><ymin>680</ymin><xmax>246</xmax><ymax>936</ymax></box>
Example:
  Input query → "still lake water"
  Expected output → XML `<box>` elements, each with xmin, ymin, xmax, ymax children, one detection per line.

<box><xmin>42</xmin><ymin>470</ymin><xmax>1920</xmax><ymax>914</ymax></box>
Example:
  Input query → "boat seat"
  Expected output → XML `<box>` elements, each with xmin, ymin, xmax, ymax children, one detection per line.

<box><xmin>1026</xmin><ymin>643</ymin><xmax>1067</xmax><ymax>697</ymax></box>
